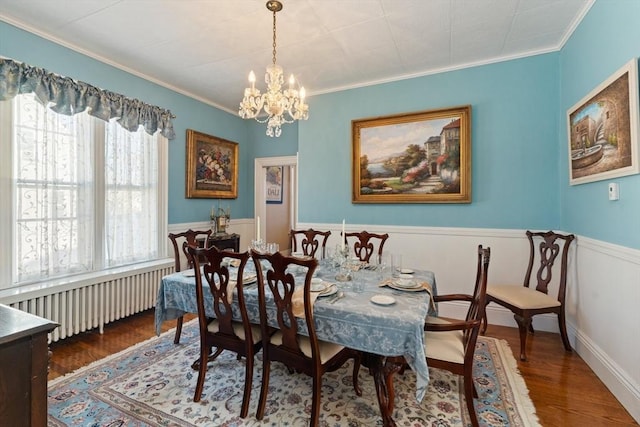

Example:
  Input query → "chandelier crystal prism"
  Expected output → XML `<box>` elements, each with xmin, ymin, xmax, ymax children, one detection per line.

<box><xmin>238</xmin><ymin>0</ymin><xmax>308</xmax><ymax>137</ymax></box>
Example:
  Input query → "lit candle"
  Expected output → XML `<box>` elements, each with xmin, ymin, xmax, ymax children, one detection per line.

<box><xmin>342</xmin><ymin>219</ymin><xmax>346</xmax><ymax>251</ymax></box>
<box><xmin>289</xmin><ymin>74</ymin><xmax>295</xmax><ymax>89</ymax></box>
<box><xmin>248</xmin><ymin>71</ymin><xmax>256</xmax><ymax>90</ymax></box>
<box><xmin>256</xmin><ymin>216</ymin><xmax>261</xmax><ymax>241</ymax></box>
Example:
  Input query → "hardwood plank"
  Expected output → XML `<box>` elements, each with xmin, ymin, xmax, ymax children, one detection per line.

<box><xmin>48</xmin><ymin>311</ymin><xmax>638</xmax><ymax>425</ymax></box>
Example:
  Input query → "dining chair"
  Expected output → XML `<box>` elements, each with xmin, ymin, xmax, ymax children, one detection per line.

<box><xmin>343</xmin><ymin>230</ymin><xmax>389</xmax><ymax>262</ymax></box>
<box><xmin>482</xmin><ymin>230</ymin><xmax>575</xmax><ymax>361</ymax></box>
<box><xmin>290</xmin><ymin>228</ymin><xmax>331</xmax><ymax>258</ymax></box>
<box><xmin>187</xmin><ymin>246</ymin><xmax>262</xmax><ymax>418</ymax></box>
<box><xmin>423</xmin><ymin>245</ymin><xmax>491</xmax><ymax>427</ymax></box>
<box><xmin>167</xmin><ymin>229</ymin><xmax>212</xmax><ymax>344</ymax></box>
<box><xmin>251</xmin><ymin>250</ymin><xmax>362</xmax><ymax>427</ymax></box>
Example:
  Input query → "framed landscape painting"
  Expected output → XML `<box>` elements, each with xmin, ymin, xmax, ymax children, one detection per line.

<box><xmin>352</xmin><ymin>105</ymin><xmax>472</xmax><ymax>203</ymax></box>
<box><xmin>567</xmin><ymin>58</ymin><xmax>640</xmax><ymax>185</ymax></box>
<box><xmin>185</xmin><ymin>129</ymin><xmax>238</xmax><ymax>198</ymax></box>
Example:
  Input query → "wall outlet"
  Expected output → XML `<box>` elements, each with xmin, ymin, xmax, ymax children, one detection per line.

<box><xmin>608</xmin><ymin>182</ymin><xmax>619</xmax><ymax>201</ymax></box>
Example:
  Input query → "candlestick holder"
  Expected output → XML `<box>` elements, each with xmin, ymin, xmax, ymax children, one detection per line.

<box><xmin>251</xmin><ymin>238</ymin><xmax>265</xmax><ymax>253</ymax></box>
<box><xmin>334</xmin><ymin>244</ymin><xmax>352</xmax><ymax>282</ymax></box>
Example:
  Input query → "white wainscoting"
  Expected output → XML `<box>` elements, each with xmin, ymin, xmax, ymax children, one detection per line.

<box><xmin>171</xmin><ymin>220</ymin><xmax>640</xmax><ymax>422</ymax></box>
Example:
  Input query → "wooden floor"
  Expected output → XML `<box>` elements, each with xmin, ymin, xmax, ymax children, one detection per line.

<box><xmin>49</xmin><ymin>310</ymin><xmax>637</xmax><ymax>426</ymax></box>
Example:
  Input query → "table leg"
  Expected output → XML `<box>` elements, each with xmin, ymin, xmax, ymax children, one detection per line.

<box><xmin>363</xmin><ymin>353</ymin><xmax>405</xmax><ymax>427</ymax></box>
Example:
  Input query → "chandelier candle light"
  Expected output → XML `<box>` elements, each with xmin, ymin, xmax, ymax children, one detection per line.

<box><xmin>239</xmin><ymin>0</ymin><xmax>309</xmax><ymax>137</ymax></box>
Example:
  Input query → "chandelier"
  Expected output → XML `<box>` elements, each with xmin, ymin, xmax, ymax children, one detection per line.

<box><xmin>238</xmin><ymin>0</ymin><xmax>309</xmax><ymax>137</ymax></box>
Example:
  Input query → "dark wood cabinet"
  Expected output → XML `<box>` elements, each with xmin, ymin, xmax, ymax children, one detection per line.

<box><xmin>197</xmin><ymin>233</ymin><xmax>240</xmax><ymax>252</ymax></box>
<box><xmin>0</xmin><ymin>304</ymin><xmax>58</xmax><ymax>427</ymax></box>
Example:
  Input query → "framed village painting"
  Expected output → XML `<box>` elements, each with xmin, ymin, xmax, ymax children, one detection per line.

<box><xmin>567</xmin><ymin>58</ymin><xmax>640</xmax><ymax>185</ymax></box>
<box><xmin>352</xmin><ymin>105</ymin><xmax>472</xmax><ymax>203</ymax></box>
<box><xmin>185</xmin><ymin>129</ymin><xmax>238</xmax><ymax>198</ymax></box>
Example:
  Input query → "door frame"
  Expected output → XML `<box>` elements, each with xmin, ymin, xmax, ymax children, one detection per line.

<box><xmin>254</xmin><ymin>155</ymin><xmax>298</xmax><ymax>241</ymax></box>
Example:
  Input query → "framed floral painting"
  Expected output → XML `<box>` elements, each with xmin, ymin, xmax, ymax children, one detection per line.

<box><xmin>185</xmin><ymin>129</ymin><xmax>238</xmax><ymax>198</ymax></box>
<box><xmin>352</xmin><ymin>105</ymin><xmax>472</xmax><ymax>203</ymax></box>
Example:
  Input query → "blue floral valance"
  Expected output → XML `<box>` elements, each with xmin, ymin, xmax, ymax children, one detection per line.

<box><xmin>0</xmin><ymin>58</ymin><xmax>175</xmax><ymax>140</ymax></box>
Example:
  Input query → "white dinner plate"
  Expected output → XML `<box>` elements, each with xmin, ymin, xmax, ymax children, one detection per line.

<box><xmin>393</xmin><ymin>279</ymin><xmax>422</xmax><ymax>289</ymax></box>
<box><xmin>230</xmin><ymin>274</ymin><xmax>257</xmax><ymax>285</ymax></box>
<box><xmin>319</xmin><ymin>283</ymin><xmax>338</xmax><ymax>297</ymax></box>
<box><xmin>388</xmin><ymin>283</ymin><xmax>425</xmax><ymax>292</ymax></box>
<box><xmin>371</xmin><ymin>295</ymin><xmax>396</xmax><ymax>306</ymax></box>
<box><xmin>400</xmin><ymin>268</ymin><xmax>415</xmax><ymax>274</ymax></box>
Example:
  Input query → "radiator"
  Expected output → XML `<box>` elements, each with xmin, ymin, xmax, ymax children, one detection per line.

<box><xmin>0</xmin><ymin>260</ymin><xmax>174</xmax><ymax>342</ymax></box>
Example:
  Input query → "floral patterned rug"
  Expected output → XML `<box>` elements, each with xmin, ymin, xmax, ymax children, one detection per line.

<box><xmin>48</xmin><ymin>321</ymin><xmax>540</xmax><ymax>426</ymax></box>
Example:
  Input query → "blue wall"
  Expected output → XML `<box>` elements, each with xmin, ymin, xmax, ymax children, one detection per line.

<box><xmin>4</xmin><ymin>0</ymin><xmax>639</xmax><ymax>250</ymax></box>
<box><xmin>0</xmin><ymin>21</ymin><xmax>252</xmax><ymax>224</ymax></box>
<box><xmin>559</xmin><ymin>0</ymin><xmax>640</xmax><ymax>248</ymax></box>
<box><xmin>298</xmin><ymin>54</ymin><xmax>561</xmax><ymax>229</ymax></box>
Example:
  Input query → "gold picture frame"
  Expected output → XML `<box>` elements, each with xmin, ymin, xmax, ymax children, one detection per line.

<box><xmin>567</xmin><ymin>58</ymin><xmax>640</xmax><ymax>185</ymax></box>
<box><xmin>185</xmin><ymin>129</ymin><xmax>238</xmax><ymax>199</ymax></box>
<box><xmin>352</xmin><ymin>105</ymin><xmax>472</xmax><ymax>203</ymax></box>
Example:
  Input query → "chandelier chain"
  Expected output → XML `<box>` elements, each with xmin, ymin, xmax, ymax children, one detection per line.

<box><xmin>272</xmin><ymin>8</ymin><xmax>277</xmax><ymax>65</ymax></box>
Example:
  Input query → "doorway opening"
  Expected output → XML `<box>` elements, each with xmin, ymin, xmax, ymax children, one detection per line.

<box><xmin>254</xmin><ymin>155</ymin><xmax>298</xmax><ymax>251</ymax></box>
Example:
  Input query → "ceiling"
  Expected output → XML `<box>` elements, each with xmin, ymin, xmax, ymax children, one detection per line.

<box><xmin>0</xmin><ymin>0</ymin><xmax>594</xmax><ymax>114</ymax></box>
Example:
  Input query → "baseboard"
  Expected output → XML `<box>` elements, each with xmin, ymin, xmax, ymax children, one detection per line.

<box><xmin>573</xmin><ymin>328</ymin><xmax>640</xmax><ymax>423</ymax></box>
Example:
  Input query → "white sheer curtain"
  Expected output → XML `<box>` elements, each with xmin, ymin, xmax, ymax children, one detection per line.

<box><xmin>104</xmin><ymin>120</ymin><xmax>159</xmax><ymax>266</ymax></box>
<box><xmin>0</xmin><ymin>92</ymin><xmax>166</xmax><ymax>288</ymax></box>
<box><xmin>13</xmin><ymin>93</ymin><xmax>94</xmax><ymax>283</ymax></box>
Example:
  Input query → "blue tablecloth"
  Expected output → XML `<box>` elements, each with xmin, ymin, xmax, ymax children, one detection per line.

<box><xmin>154</xmin><ymin>261</ymin><xmax>437</xmax><ymax>401</ymax></box>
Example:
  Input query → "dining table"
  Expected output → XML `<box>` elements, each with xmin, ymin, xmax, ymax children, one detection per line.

<box><xmin>154</xmin><ymin>256</ymin><xmax>438</xmax><ymax>426</ymax></box>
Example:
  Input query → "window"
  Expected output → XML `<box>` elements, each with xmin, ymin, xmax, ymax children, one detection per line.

<box><xmin>0</xmin><ymin>93</ymin><xmax>167</xmax><ymax>288</ymax></box>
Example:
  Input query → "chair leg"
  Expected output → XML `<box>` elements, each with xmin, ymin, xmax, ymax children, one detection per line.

<box><xmin>240</xmin><ymin>353</ymin><xmax>253</xmax><ymax>418</ymax></box>
<box><xmin>352</xmin><ymin>354</ymin><xmax>362</xmax><ymax>397</ymax></box>
<box><xmin>310</xmin><ymin>374</ymin><xmax>322</xmax><ymax>427</ymax></box>
<box><xmin>463</xmin><ymin>374</ymin><xmax>479</xmax><ymax>427</ymax></box>
<box><xmin>558</xmin><ymin>311</ymin><xmax>573</xmax><ymax>352</ymax></box>
<box><xmin>174</xmin><ymin>315</ymin><xmax>184</xmax><ymax>344</ymax></box>
<box><xmin>256</xmin><ymin>354</ymin><xmax>270</xmax><ymax>420</ymax></box>
<box><xmin>193</xmin><ymin>344</ymin><xmax>209</xmax><ymax>402</ymax></box>
<box><xmin>191</xmin><ymin>346</ymin><xmax>223</xmax><ymax>370</ymax></box>
<box><xmin>514</xmin><ymin>314</ymin><xmax>531</xmax><ymax>361</ymax></box>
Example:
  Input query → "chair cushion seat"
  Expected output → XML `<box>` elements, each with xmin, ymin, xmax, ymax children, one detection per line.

<box><xmin>207</xmin><ymin>319</ymin><xmax>262</xmax><ymax>342</ymax></box>
<box><xmin>270</xmin><ymin>331</ymin><xmax>345</xmax><ymax>363</ymax></box>
<box><xmin>423</xmin><ymin>320</ymin><xmax>465</xmax><ymax>364</ymax></box>
<box><xmin>488</xmin><ymin>285</ymin><xmax>561</xmax><ymax>309</ymax></box>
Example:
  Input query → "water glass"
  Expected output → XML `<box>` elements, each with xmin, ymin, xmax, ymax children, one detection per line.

<box><xmin>375</xmin><ymin>254</ymin><xmax>388</xmax><ymax>279</ymax></box>
<box><xmin>352</xmin><ymin>280</ymin><xmax>364</xmax><ymax>293</ymax></box>
<box><xmin>391</xmin><ymin>254</ymin><xmax>402</xmax><ymax>278</ymax></box>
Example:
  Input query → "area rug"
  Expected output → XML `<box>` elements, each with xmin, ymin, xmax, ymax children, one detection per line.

<box><xmin>48</xmin><ymin>321</ymin><xmax>540</xmax><ymax>426</ymax></box>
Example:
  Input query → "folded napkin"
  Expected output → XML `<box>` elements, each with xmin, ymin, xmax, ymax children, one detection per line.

<box><xmin>291</xmin><ymin>288</ymin><xmax>320</xmax><ymax>318</ymax></box>
<box><xmin>215</xmin><ymin>274</ymin><xmax>256</xmax><ymax>303</ymax></box>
